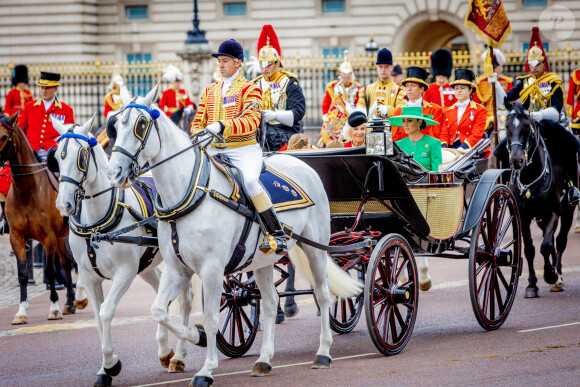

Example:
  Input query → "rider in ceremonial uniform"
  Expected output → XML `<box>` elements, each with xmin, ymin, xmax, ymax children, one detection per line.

<box><xmin>493</xmin><ymin>27</ymin><xmax>579</xmax><ymax>205</ymax></box>
<box><xmin>439</xmin><ymin>69</ymin><xmax>487</xmax><ymax>149</ymax></box>
<box><xmin>190</xmin><ymin>39</ymin><xmax>287</xmax><ymax>255</ymax></box>
<box><xmin>319</xmin><ymin>50</ymin><xmax>360</xmax><ymax>146</ymax></box>
<box><xmin>17</xmin><ymin>72</ymin><xmax>74</xmax><ymax>160</ymax></box>
<box><xmin>253</xmin><ymin>25</ymin><xmax>306</xmax><ymax>152</ymax></box>
<box><xmin>474</xmin><ymin>49</ymin><xmax>513</xmax><ymax>126</ymax></box>
<box><xmin>103</xmin><ymin>72</ymin><xmax>125</xmax><ymax>119</ymax></box>
<box><xmin>567</xmin><ymin>67</ymin><xmax>580</xmax><ymax>135</ymax></box>
<box><xmin>159</xmin><ymin>65</ymin><xmax>196</xmax><ymax>124</ymax></box>
<box><xmin>391</xmin><ymin>66</ymin><xmax>443</xmax><ymax>141</ymax></box>
<box><xmin>4</xmin><ymin>65</ymin><xmax>34</xmax><ymax>116</ymax></box>
<box><xmin>423</xmin><ymin>48</ymin><xmax>456</xmax><ymax>111</ymax></box>
<box><xmin>356</xmin><ymin>48</ymin><xmax>406</xmax><ymax>118</ymax></box>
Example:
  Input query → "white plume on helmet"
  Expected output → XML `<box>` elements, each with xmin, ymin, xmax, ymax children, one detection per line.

<box><xmin>163</xmin><ymin>65</ymin><xmax>183</xmax><ymax>82</ymax></box>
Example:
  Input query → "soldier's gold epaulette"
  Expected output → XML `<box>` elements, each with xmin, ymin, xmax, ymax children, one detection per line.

<box><xmin>538</xmin><ymin>72</ymin><xmax>562</xmax><ymax>85</ymax></box>
<box><xmin>281</xmin><ymin>70</ymin><xmax>298</xmax><ymax>79</ymax></box>
<box><xmin>516</xmin><ymin>74</ymin><xmax>533</xmax><ymax>81</ymax></box>
<box><xmin>251</xmin><ymin>75</ymin><xmax>264</xmax><ymax>83</ymax></box>
<box><xmin>475</xmin><ymin>75</ymin><xmax>488</xmax><ymax>84</ymax></box>
<box><xmin>499</xmin><ymin>75</ymin><xmax>513</xmax><ymax>83</ymax></box>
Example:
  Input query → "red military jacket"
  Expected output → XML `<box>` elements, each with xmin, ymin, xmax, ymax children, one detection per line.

<box><xmin>17</xmin><ymin>98</ymin><xmax>75</xmax><ymax>151</ymax></box>
<box><xmin>4</xmin><ymin>88</ymin><xmax>33</xmax><ymax>116</ymax></box>
<box><xmin>423</xmin><ymin>82</ymin><xmax>457</xmax><ymax>111</ymax></box>
<box><xmin>159</xmin><ymin>88</ymin><xmax>195</xmax><ymax>117</ymax></box>
<box><xmin>567</xmin><ymin>69</ymin><xmax>580</xmax><ymax>130</ymax></box>
<box><xmin>440</xmin><ymin>100</ymin><xmax>487</xmax><ymax>148</ymax></box>
<box><xmin>391</xmin><ymin>100</ymin><xmax>444</xmax><ymax>141</ymax></box>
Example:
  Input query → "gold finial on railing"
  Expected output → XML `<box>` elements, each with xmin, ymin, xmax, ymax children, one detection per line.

<box><xmin>95</xmin><ymin>57</ymin><xmax>101</xmax><ymax>69</ymax></box>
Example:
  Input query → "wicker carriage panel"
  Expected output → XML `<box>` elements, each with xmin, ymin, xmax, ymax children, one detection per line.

<box><xmin>329</xmin><ymin>200</ymin><xmax>389</xmax><ymax>215</ymax></box>
<box><xmin>409</xmin><ymin>185</ymin><xmax>463</xmax><ymax>240</ymax></box>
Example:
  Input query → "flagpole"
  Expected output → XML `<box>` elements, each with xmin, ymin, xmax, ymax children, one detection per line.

<box><xmin>489</xmin><ymin>46</ymin><xmax>499</xmax><ymax>147</ymax></box>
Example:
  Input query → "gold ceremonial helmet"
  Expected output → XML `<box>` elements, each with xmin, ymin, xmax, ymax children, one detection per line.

<box><xmin>259</xmin><ymin>39</ymin><xmax>281</xmax><ymax>68</ymax></box>
<box><xmin>527</xmin><ymin>43</ymin><xmax>544</xmax><ymax>67</ymax></box>
<box><xmin>339</xmin><ymin>50</ymin><xmax>353</xmax><ymax>74</ymax></box>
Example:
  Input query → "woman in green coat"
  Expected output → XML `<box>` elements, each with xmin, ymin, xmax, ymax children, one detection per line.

<box><xmin>388</xmin><ymin>106</ymin><xmax>442</xmax><ymax>171</ymax></box>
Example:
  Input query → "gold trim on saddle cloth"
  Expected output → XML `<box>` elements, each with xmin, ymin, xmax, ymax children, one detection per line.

<box><xmin>265</xmin><ymin>167</ymin><xmax>314</xmax><ymax>212</ymax></box>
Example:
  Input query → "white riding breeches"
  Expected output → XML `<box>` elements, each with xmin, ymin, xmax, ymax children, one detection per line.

<box><xmin>208</xmin><ymin>144</ymin><xmax>265</xmax><ymax>197</ymax></box>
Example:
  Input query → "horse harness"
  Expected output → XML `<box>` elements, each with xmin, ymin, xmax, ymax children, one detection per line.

<box><xmin>507</xmin><ymin>113</ymin><xmax>552</xmax><ymax>200</ymax></box>
<box><xmin>53</xmin><ymin>128</ymin><xmax>158</xmax><ymax>279</ymax></box>
<box><xmin>0</xmin><ymin>117</ymin><xmax>49</xmax><ymax>176</ymax></box>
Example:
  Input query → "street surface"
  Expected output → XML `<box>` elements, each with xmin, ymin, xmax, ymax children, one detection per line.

<box><xmin>0</xmin><ymin>224</ymin><xmax>579</xmax><ymax>387</ymax></box>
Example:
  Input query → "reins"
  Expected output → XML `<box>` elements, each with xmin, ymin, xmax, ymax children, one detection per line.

<box><xmin>0</xmin><ymin>120</ymin><xmax>49</xmax><ymax>175</ymax></box>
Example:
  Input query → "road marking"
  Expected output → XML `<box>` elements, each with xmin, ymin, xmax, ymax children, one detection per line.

<box><xmin>132</xmin><ymin>353</ymin><xmax>377</xmax><ymax>387</ymax></box>
<box><xmin>518</xmin><ymin>321</ymin><xmax>580</xmax><ymax>333</ymax></box>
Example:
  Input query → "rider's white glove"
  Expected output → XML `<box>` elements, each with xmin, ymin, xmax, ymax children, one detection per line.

<box><xmin>368</xmin><ymin>102</ymin><xmax>378</xmax><ymax>118</ymax></box>
<box><xmin>531</xmin><ymin>111</ymin><xmax>544</xmax><ymax>122</ymax></box>
<box><xmin>377</xmin><ymin>105</ymin><xmax>389</xmax><ymax>117</ymax></box>
<box><xmin>205</xmin><ymin>122</ymin><xmax>221</xmax><ymax>134</ymax></box>
<box><xmin>262</xmin><ymin>110</ymin><xmax>277</xmax><ymax>123</ymax></box>
<box><xmin>487</xmin><ymin>73</ymin><xmax>498</xmax><ymax>84</ymax></box>
<box><xmin>184</xmin><ymin>106</ymin><xmax>194</xmax><ymax>114</ymax></box>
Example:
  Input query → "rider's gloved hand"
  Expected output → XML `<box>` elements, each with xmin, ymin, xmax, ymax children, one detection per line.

<box><xmin>377</xmin><ymin>105</ymin><xmax>389</xmax><ymax>117</ymax></box>
<box><xmin>262</xmin><ymin>110</ymin><xmax>277</xmax><ymax>123</ymax></box>
<box><xmin>197</xmin><ymin>122</ymin><xmax>223</xmax><ymax>145</ymax></box>
<box><xmin>487</xmin><ymin>73</ymin><xmax>497</xmax><ymax>84</ymax></box>
<box><xmin>531</xmin><ymin>111</ymin><xmax>544</xmax><ymax>122</ymax></box>
<box><xmin>206</xmin><ymin>122</ymin><xmax>221</xmax><ymax>134</ymax></box>
<box><xmin>184</xmin><ymin>106</ymin><xmax>194</xmax><ymax>114</ymax></box>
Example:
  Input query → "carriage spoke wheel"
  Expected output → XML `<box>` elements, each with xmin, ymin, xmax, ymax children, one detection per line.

<box><xmin>216</xmin><ymin>272</ymin><xmax>260</xmax><ymax>358</ymax></box>
<box><xmin>469</xmin><ymin>185</ymin><xmax>522</xmax><ymax>331</ymax></box>
<box><xmin>364</xmin><ymin>234</ymin><xmax>418</xmax><ymax>356</ymax></box>
<box><xmin>329</xmin><ymin>254</ymin><xmax>365</xmax><ymax>334</ymax></box>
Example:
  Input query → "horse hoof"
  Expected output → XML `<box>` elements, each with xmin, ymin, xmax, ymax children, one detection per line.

<box><xmin>74</xmin><ymin>298</ymin><xmax>89</xmax><ymax>310</ymax></box>
<box><xmin>48</xmin><ymin>310</ymin><xmax>63</xmax><ymax>320</ymax></box>
<box><xmin>104</xmin><ymin>359</ymin><xmax>122</xmax><ymax>377</ymax></box>
<box><xmin>195</xmin><ymin>324</ymin><xmax>207</xmax><ymax>347</ymax></box>
<box><xmin>251</xmin><ymin>362</ymin><xmax>272</xmax><ymax>377</ymax></box>
<box><xmin>94</xmin><ymin>374</ymin><xmax>112</xmax><ymax>387</ymax></box>
<box><xmin>284</xmin><ymin>304</ymin><xmax>299</xmax><ymax>318</ymax></box>
<box><xmin>311</xmin><ymin>355</ymin><xmax>332</xmax><ymax>369</ymax></box>
<box><xmin>525</xmin><ymin>287</ymin><xmax>539</xmax><ymax>298</ymax></box>
<box><xmin>189</xmin><ymin>375</ymin><xmax>213</xmax><ymax>387</ymax></box>
<box><xmin>543</xmin><ymin>267</ymin><xmax>558</xmax><ymax>285</ymax></box>
<box><xmin>420</xmin><ymin>280</ymin><xmax>432</xmax><ymax>292</ymax></box>
<box><xmin>63</xmin><ymin>304</ymin><xmax>76</xmax><ymax>315</ymax></box>
<box><xmin>160</xmin><ymin>349</ymin><xmax>175</xmax><ymax>368</ymax></box>
<box><xmin>168</xmin><ymin>358</ymin><xmax>185</xmax><ymax>373</ymax></box>
<box><xmin>275</xmin><ymin>312</ymin><xmax>285</xmax><ymax>324</ymax></box>
<box><xmin>550</xmin><ymin>283</ymin><xmax>564</xmax><ymax>292</ymax></box>
<box><xmin>11</xmin><ymin>315</ymin><xmax>28</xmax><ymax>325</ymax></box>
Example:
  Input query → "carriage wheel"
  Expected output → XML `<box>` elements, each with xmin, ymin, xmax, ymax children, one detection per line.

<box><xmin>216</xmin><ymin>272</ymin><xmax>260</xmax><ymax>358</ymax></box>
<box><xmin>469</xmin><ymin>185</ymin><xmax>522</xmax><ymax>331</ymax></box>
<box><xmin>329</xmin><ymin>255</ymin><xmax>365</xmax><ymax>334</ymax></box>
<box><xmin>364</xmin><ymin>234</ymin><xmax>419</xmax><ymax>356</ymax></box>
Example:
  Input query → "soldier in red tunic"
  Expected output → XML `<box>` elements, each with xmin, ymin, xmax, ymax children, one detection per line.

<box><xmin>567</xmin><ymin>67</ymin><xmax>580</xmax><ymax>135</ymax></box>
<box><xmin>423</xmin><ymin>48</ymin><xmax>457</xmax><ymax>111</ymax></box>
<box><xmin>159</xmin><ymin>65</ymin><xmax>196</xmax><ymax>124</ymax></box>
<box><xmin>4</xmin><ymin>65</ymin><xmax>34</xmax><ymax>116</ymax></box>
<box><xmin>17</xmin><ymin>72</ymin><xmax>74</xmax><ymax>160</ymax></box>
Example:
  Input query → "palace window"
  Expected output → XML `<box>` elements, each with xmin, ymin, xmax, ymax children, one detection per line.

<box><xmin>322</xmin><ymin>0</ymin><xmax>346</xmax><ymax>14</ymax></box>
<box><xmin>522</xmin><ymin>0</ymin><xmax>546</xmax><ymax>7</ymax></box>
<box><xmin>125</xmin><ymin>5</ymin><xmax>149</xmax><ymax>21</ymax></box>
<box><xmin>224</xmin><ymin>2</ymin><xmax>247</xmax><ymax>17</ymax></box>
<box><xmin>126</xmin><ymin>53</ymin><xmax>153</xmax><ymax>97</ymax></box>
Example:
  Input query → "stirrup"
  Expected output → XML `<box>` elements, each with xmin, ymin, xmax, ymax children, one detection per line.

<box><xmin>567</xmin><ymin>186</ymin><xmax>580</xmax><ymax>207</ymax></box>
<box><xmin>259</xmin><ymin>233</ymin><xmax>287</xmax><ymax>255</ymax></box>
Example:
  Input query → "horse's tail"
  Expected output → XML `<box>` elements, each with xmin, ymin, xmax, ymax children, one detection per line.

<box><xmin>288</xmin><ymin>245</ymin><xmax>363</xmax><ymax>299</ymax></box>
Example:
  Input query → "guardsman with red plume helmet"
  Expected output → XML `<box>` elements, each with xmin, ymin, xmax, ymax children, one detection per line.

<box><xmin>423</xmin><ymin>48</ymin><xmax>456</xmax><ymax>111</ymax></box>
<box><xmin>253</xmin><ymin>25</ymin><xmax>306</xmax><ymax>152</ymax></box>
<box><xmin>493</xmin><ymin>26</ymin><xmax>579</xmax><ymax>206</ymax></box>
<box><xmin>356</xmin><ymin>47</ymin><xmax>406</xmax><ymax>119</ymax></box>
<box><xmin>4</xmin><ymin>65</ymin><xmax>34</xmax><ymax>116</ymax></box>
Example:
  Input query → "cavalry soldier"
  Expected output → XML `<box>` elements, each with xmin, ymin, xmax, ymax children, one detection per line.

<box><xmin>356</xmin><ymin>48</ymin><xmax>406</xmax><ymax>118</ymax></box>
<box><xmin>319</xmin><ymin>50</ymin><xmax>360</xmax><ymax>146</ymax></box>
<box><xmin>493</xmin><ymin>26</ymin><xmax>579</xmax><ymax>206</ymax></box>
<box><xmin>253</xmin><ymin>25</ymin><xmax>306</xmax><ymax>152</ymax></box>
<box><xmin>439</xmin><ymin>69</ymin><xmax>486</xmax><ymax>149</ymax></box>
<box><xmin>103</xmin><ymin>71</ymin><xmax>125</xmax><ymax>119</ymax></box>
<box><xmin>4</xmin><ymin>65</ymin><xmax>34</xmax><ymax>116</ymax></box>
<box><xmin>423</xmin><ymin>48</ymin><xmax>456</xmax><ymax>111</ymax></box>
<box><xmin>159</xmin><ymin>64</ymin><xmax>196</xmax><ymax>124</ymax></box>
<box><xmin>17</xmin><ymin>72</ymin><xmax>74</xmax><ymax>160</ymax></box>
<box><xmin>474</xmin><ymin>48</ymin><xmax>513</xmax><ymax>126</ymax></box>
<box><xmin>391</xmin><ymin>66</ymin><xmax>443</xmax><ymax>141</ymax></box>
<box><xmin>190</xmin><ymin>39</ymin><xmax>288</xmax><ymax>255</ymax></box>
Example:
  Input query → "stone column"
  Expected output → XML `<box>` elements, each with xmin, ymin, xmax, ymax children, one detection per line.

<box><xmin>178</xmin><ymin>45</ymin><xmax>213</xmax><ymax>104</ymax></box>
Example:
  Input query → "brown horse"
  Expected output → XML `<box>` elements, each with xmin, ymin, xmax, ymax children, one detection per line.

<box><xmin>0</xmin><ymin>111</ymin><xmax>87</xmax><ymax>324</ymax></box>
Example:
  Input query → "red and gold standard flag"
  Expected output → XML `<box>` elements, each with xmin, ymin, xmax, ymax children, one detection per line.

<box><xmin>465</xmin><ymin>0</ymin><xmax>511</xmax><ymax>48</ymax></box>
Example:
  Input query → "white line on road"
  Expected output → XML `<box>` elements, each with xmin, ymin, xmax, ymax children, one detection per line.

<box><xmin>132</xmin><ymin>353</ymin><xmax>377</xmax><ymax>387</ymax></box>
<box><xmin>517</xmin><ymin>321</ymin><xmax>580</xmax><ymax>333</ymax></box>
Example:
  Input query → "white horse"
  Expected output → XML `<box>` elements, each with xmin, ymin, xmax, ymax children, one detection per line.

<box><xmin>51</xmin><ymin>115</ymin><xmax>194</xmax><ymax>387</ymax></box>
<box><xmin>106</xmin><ymin>85</ymin><xmax>362</xmax><ymax>386</ymax></box>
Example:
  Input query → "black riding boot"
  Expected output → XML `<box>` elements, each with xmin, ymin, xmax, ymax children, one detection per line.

<box><xmin>567</xmin><ymin>184</ymin><xmax>580</xmax><ymax>207</ymax></box>
<box><xmin>258</xmin><ymin>207</ymin><xmax>288</xmax><ymax>255</ymax></box>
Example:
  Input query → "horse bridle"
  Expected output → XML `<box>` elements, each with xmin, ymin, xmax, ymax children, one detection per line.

<box><xmin>0</xmin><ymin>119</ymin><xmax>47</xmax><ymax>174</ymax></box>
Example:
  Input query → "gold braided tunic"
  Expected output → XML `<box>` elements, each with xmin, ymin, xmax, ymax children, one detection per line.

<box><xmin>356</xmin><ymin>78</ymin><xmax>406</xmax><ymax>117</ymax></box>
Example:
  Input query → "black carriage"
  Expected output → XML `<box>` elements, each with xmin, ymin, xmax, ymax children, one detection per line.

<box><xmin>217</xmin><ymin>133</ymin><xmax>523</xmax><ymax>357</ymax></box>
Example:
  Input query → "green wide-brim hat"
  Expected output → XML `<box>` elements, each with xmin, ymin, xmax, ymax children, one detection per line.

<box><xmin>387</xmin><ymin>106</ymin><xmax>439</xmax><ymax>127</ymax></box>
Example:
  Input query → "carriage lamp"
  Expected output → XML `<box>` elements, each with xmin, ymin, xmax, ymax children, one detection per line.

<box><xmin>365</xmin><ymin>119</ymin><xmax>393</xmax><ymax>156</ymax></box>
